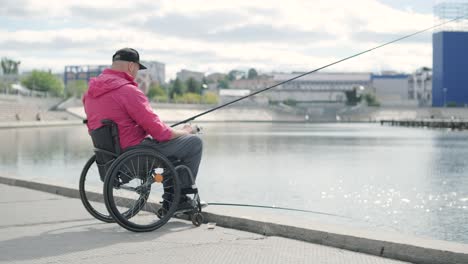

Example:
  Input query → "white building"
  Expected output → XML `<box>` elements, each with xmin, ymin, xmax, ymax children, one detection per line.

<box><xmin>408</xmin><ymin>67</ymin><xmax>432</xmax><ymax>107</ymax></box>
<box><xmin>176</xmin><ymin>69</ymin><xmax>204</xmax><ymax>83</ymax></box>
<box><xmin>270</xmin><ymin>72</ymin><xmax>372</xmax><ymax>103</ymax></box>
<box><xmin>372</xmin><ymin>74</ymin><xmax>417</xmax><ymax>106</ymax></box>
<box><xmin>136</xmin><ymin>61</ymin><xmax>166</xmax><ymax>94</ymax></box>
<box><xmin>218</xmin><ymin>89</ymin><xmax>268</xmax><ymax>105</ymax></box>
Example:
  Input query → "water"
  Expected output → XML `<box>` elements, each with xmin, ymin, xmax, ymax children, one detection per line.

<box><xmin>0</xmin><ymin>123</ymin><xmax>467</xmax><ymax>243</ymax></box>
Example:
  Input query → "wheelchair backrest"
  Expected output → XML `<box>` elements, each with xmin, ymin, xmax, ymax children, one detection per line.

<box><xmin>90</xmin><ymin>119</ymin><xmax>121</xmax><ymax>180</ymax></box>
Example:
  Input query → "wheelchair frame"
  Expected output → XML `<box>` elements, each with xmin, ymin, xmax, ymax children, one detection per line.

<box><xmin>79</xmin><ymin>119</ymin><xmax>204</xmax><ymax>232</ymax></box>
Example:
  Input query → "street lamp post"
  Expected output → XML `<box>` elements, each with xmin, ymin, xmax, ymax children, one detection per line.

<box><xmin>201</xmin><ymin>83</ymin><xmax>208</xmax><ymax>104</ymax></box>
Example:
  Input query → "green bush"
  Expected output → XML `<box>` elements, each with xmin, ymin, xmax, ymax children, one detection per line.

<box><xmin>283</xmin><ymin>98</ymin><xmax>297</xmax><ymax>106</ymax></box>
<box><xmin>447</xmin><ymin>102</ymin><xmax>458</xmax><ymax>107</ymax></box>
<box><xmin>67</xmin><ymin>80</ymin><xmax>88</xmax><ymax>98</ymax></box>
<box><xmin>202</xmin><ymin>92</ymin><xmax>218</xmax><ymax>104</ymax></box>
<box><xmin>21</xmin><ymin>70</ymin><xmax>64</xmax><ymax>96</ymax></box>
<box><xmin>363</xmin><ymin>93</ymin><xmax>380</xmax><ymax>107</ymax></box>
<box><xmin>152</xmin><ymin>95</ymin><xmax>169</xmax><ymax>103</ymax></box>
<box><xmin>147</xmin><ymin>83</ymin><xmax>166</xmax><ymax>99</ymax></box>
<box><xmin>174</xmin><ymin>93</ymin><xmax>202</xmax><ymax>104</ymax></box>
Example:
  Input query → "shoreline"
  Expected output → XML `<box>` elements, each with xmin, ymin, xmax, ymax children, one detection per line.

<box><xmin>0</xmin><ymin>120</ymin><xmax>83</xmax><ymax>129</ymax></box>
<box><xmin>0</xmin><ymin>119</ymin><xmax>379</xmax><ymax>129</ymax></box>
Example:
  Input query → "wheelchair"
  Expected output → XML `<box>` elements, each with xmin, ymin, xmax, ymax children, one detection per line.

<box><xmin>79</xmin><ymin>119</ymin><xmax>204</xmax><ymax>232</ymax></box>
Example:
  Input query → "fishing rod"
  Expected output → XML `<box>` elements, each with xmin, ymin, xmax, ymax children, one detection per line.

<box><xmin>171</xmin><ymin>15</ymin><xmax>466</xmax><ymax>127</ymax></box>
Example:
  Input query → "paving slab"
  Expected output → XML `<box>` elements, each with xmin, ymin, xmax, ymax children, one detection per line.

<box><xmin>0</xmin><ymin>184</ymin><xmax>410</xmax><ymax>264</ymax></box>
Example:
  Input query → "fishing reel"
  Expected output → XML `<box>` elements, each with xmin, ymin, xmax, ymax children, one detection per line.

<box><xmin>192</xmin><ymin>124</ymin><xmax>202</xmax><ymax>134</ymax></box>
<box><xmin>183</xmin><ymin>123</ymin><xmax>202</xmax><ymax>134</ymax></box>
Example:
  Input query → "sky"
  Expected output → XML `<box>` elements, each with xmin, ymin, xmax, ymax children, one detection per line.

<box><xmin>0</xmin><ymin>0</ymin><xmax>453</xmax><ymax>80</ymax></box>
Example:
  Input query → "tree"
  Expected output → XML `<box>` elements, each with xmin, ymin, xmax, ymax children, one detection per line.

<box><xmin>186</xmin><ymin>77</ymin><xmax>201</xmax><ymax>94</ymax></box>
<box><xmin>218</xmin><ymin>78</ymin><xmax>229</xmax><ymax>89</ymax></box>
<box><xmin>1</xmin><ymin>57</ymin><xmax>20</xmax><ymax>75</ymax></box>
<box><xmin>21</xmin><ymin>70</ymin><xmax>64</xmax><ymax>96</ymax></box>
<box><xmin>0</xmin><ymin>82</ymin><xmax>8</xmax><ymax>94</ymax></box>
<box><xmin>345</xmin><ymin>88</ymin><xmax>361</xmax><ymax>106</ymax></box>
<box><xmin>67</xmin><ymin>80</ymin><xmax>88</xmax><ymax>98</ymax></box>
<box><xmin>169</xmin><ymin>78</ymin><xmax>186</xmax><ymax>99</ymax></box>
<box><xmin>146</xmin><ymin>82</ymin><xmax>166</xmax><ymax>99</ymax></box>
<box><xmin>247</xmin><ymin>68</ymin><xmax>258</xmax><ymax>79</ymax></box>
<box><xmin>363</xmin><ymin>93</ymin><xmax>380</xmax><ymax>107</ymax></box>
<box><xmin>227</xmin><ymin>70</ymin><xmax>239</xmax><ymax>81</ymax></box>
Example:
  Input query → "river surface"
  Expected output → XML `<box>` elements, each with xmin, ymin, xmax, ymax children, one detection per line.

<box><xmin>0</xmin><ymin>123</ymin><xmax>467</xmax><ymax>243</ymax></box>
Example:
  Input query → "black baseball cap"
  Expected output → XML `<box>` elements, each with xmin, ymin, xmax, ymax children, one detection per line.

<box><xmin>112</xmin><ymin>48</ymin><xmax>147</xmax><ymax>70</ymax></box>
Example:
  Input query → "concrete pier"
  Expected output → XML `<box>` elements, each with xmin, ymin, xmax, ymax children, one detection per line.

<box><xmin>1</xmin><ymin>176</ymin><xmax>467</xmax><ymax>264</ymax></box>
<box><xmin>0</xmin><ymin>182</ymin><xmax>410</xmax><ymax>264</ymax></box>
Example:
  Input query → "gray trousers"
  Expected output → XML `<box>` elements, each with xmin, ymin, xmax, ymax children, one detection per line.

<box><xmin>140</xmin><ymin>135</ymin><xmax>203</xmax><ymax>188</ymax></box>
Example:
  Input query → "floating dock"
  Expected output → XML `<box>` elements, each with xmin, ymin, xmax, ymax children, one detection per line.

<box><xmin>381</xmin><ymin>119</ymin><xmax>468</xmax><ymax>130</ymax></box>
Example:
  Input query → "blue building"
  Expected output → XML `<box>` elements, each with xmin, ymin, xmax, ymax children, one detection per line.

<box><xmin>432</xmin><ymin>31</ymin><xmax>468</xmax><ymax>107</ymax></box>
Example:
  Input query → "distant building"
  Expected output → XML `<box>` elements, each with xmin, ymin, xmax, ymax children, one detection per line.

<box><xmin>372</xmin><ymin>74</ymin><xmax>416</xmax><ymax>107</ymax></box>
<box><xmin>136</xmin><ymin>61</ymin><xmax>166</xmax><ymax>94</ymax></box>
<box><xmin>409</xmin><ymin>67</ymin><xmax>432</xmax><ymax>107</ymax></box>
<box><xmin>64</xmin><ymin>65</ymin><xmax>108</xmax><ymax>95</ymax></box>
<box><xmin>433</xmin><ymin>31</ymin><xmax>468</xmax><ymax>107</ymax></box>
<box><xmin>229</xmin><ymin>77</ymin><xmax>275</xmax><ymax>90</ymax></box>
<box><xmin>65</xmin><ymin>61</ymin><xmax>165</xmax><ymax>95</ymax></box>
<box><xmin>176</xmin><ymin>69</ymin><xmax>204</xmax><ymax>83</ymax></box>
<box><xmin>432</xmin><ymin>2</ymin><xmax>468</xmax><ymax>107</ymax></box>
<box><xmin>206</xmin><ymin>73</ymin><xmax>227</xmax><ymax>83</ymax></box>
<box><xmin>270</xmin><ymin>72</ymin><xmax>372</xmax><ymax>103</ymax></box>
<box><xmin>218</xmin><ymin>89</ymin><xmax>268</xmax><ymax>105</ymax></box>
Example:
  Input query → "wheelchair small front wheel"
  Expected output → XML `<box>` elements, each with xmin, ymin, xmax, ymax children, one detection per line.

<box><xmin>104</xmin><ymin>148</ymin><xmax>181</xmax><ymax>232</ymax></box>
<box><xmin>191</xmin><ymin>213</ymin><xmax>204</xmax><ymax>226</ymax></box>
<box><xmin>79</xmin><ymin>155</ymin><xmax>114</xmax><ymax>223</ymax></box>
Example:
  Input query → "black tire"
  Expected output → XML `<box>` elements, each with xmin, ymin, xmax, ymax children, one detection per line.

<box><xmin>79</xmin><ymin>155</ymin><xmax>114</xmax><ymax>223</ymax></box>
<box><xmin>191</xmin><ymin>213</ymin><xmax>204</xmax><ymax>226</ymax></box>
<box><xmin>104</xmin><ymin>148</ymin><xmax>181</xmax><ymax>232</ymax></box>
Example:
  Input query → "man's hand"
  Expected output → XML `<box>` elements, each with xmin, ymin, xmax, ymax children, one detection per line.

<box><xmin>182</xmin><ymin>124</ymin><xmax>195</xmax><ymax>134</ymax></box>
<box><xmin>183</xmin><ymin>124</ymin><xmax>201</xmax><ymax>134</ymax></box>
<box><xmin>171</xmin><ymin>124</ymin><xmax>199</xmax><ymax>139</ymax></box>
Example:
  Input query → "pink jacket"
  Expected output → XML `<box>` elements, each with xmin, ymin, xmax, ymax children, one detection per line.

<box><xmin>83</xmin><ymin>69</ymin><xmax>172</xmax><ymax>150</ymax></box>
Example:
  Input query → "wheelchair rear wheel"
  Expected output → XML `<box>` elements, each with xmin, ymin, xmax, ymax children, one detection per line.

<box><xmin>79</xmin><ymin>155</ymin><xmax>114</xmax><ymax>223</ymax></box>
<box><xmin>103</xmin><ymin>148</ymin><xmax>181</xmax><ymax>232</ymax></box>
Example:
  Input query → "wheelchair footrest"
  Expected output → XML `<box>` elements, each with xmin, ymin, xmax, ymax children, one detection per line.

<box><xmin>181</xmin><ymin>187</ymin><xmax>198</xmax><ymax>195</ymax></box>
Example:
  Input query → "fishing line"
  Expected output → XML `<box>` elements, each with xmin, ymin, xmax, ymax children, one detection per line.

<box><xmin>171</xmin><ymin>15</ymin><xmax>466</xmax><ymax>127</ymax></box>
<box><xmin>173</xmin><ymin>15</ymin><xmax>467</xmax><ymax>221</ymax></box>
<box><xmin>207</xmin><ymin>202</ymin><xmax>352</xmax><ymax>219</ymax></box>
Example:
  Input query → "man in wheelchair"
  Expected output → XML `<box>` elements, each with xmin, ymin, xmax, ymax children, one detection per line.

<box><xmin>83</xmin><ymin>48</ymin><xmax>203</xmax><ymax>212</ymax></box>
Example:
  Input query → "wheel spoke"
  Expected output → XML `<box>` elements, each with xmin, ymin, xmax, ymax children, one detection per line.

<box><xmin>122</xmin><ymin>163</ymin><xmax>137</xmax><ymax>181</ymax></box>
<box><xmin>106</xmin><ymin>151</ymin><xmax>181</xmax><ymax>232</ymax></box>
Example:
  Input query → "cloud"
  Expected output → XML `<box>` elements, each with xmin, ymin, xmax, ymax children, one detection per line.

<box><xmin>0</xmin><ymin>0</ymin><xmax>33</xmax><ymax>17</ymax></box>
<box><xmin>351</xmin><ymin>31</ymin><xmax>432</xmax><ymax>44</ymax></box>
<box><xmin>0</xmin><ymin>0</ymin><xmax>436</xmax><ymax>80</ymax></box>
<box><xmin>142</xmin><ymin>11</ymin><xmax>246</xmax><ymax>40</ymax></box>
<box><xmin>143</xmin><ymin>12</ymin><xmax>332</xmax><ymax>43</ymax></box>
